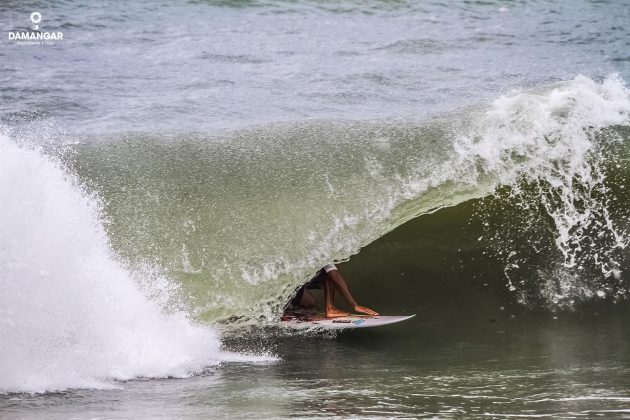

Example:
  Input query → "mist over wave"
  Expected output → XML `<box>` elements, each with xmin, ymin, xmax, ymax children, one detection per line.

<box><xmin>0</xmin><ymin>135</ymin><xmax>270</xmax><ymax>394</ymax></box>
<box><xmin>52</xmin><ymin>75</ymin><xmax>630</xmax><ymax>321</ymax></box>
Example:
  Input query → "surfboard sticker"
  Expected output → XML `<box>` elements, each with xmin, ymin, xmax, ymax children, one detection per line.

<box><xmin>280</xmin><ymin>312</ymin><xmax>415</xmax><ymax>330</ymax></box>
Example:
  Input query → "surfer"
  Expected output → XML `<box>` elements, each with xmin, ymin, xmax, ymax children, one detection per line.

<box><xmin>289</xmin><ymin>263</ymin><xmax>379</xmax><ymax>318</ymax></box>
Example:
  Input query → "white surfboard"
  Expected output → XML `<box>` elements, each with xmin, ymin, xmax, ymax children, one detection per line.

<box><xmin>280</xmin><ymin>311</ymin><xmax>415</xmax><ymax>330</ymax></box>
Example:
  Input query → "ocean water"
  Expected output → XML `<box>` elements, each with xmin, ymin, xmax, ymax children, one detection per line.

<box><xmin>2</xmin><ymin>0</ymin><xmax>630</xmax><ymax>418</ymax></box>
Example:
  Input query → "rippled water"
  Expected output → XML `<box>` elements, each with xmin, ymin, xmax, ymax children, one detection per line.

<box><xmin>4</xmin><ymin>306</ymin><xmax>630</xmax><ymax>418</ymax></box>
<box><xmin>2</xmin><ymin>0</ymin><xmax>629</xmax><ymax>132</ymax></box>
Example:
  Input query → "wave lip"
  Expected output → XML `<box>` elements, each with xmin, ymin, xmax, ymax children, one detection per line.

<box><xmin>455</xmin><ymin>75</ymin><xmax>630</xmax><ymax>306</ymax></box>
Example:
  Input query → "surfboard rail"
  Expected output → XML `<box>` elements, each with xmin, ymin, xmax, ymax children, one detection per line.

<box><xmin>280</xmin><ymin>311</ymin><xmax>415</xmax><ymax>330</ymax></box>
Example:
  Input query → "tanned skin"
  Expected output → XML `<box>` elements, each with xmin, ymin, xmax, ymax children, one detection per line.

<box><xmin>299</xmin><ymin>268</ymin><xmax>379</xmax><ymax>318</ymax></box>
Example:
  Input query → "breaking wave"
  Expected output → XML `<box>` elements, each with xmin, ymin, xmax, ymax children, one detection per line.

<box><xmin>53</xmin><ymin>75</ymin><xmax>630</xmax><ymax>320</ymax></box>
<box><xmin>2</xmin><ymin>77</ymin><xmax>630</xmax><ymax>394</ymax></box>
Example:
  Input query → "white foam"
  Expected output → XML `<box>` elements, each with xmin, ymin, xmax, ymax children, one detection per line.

<box><xmin>456</xmin><ymin>75</ymin><xmax>630</xmax><ymax>303</ymax></box>
<box><xmin>457</xmin><ymin>75</ymin><xmax>630</xmax><ymax>188</ymax></box>
<box><xmin>0</xmin><ymin>135</ymin><xmax>271</xmax><ymax>394</ymax></box>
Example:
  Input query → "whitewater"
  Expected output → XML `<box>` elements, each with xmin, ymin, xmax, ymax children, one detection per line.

<box><xmin>0</xmin><ymin>135</ymin><xmax>272</xmax><ymax>394</ymax></box>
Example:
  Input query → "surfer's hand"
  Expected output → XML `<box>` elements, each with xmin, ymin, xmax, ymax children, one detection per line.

<box><xmin>354</xmin><ymin>305</ymin><xmax>378</xmax><ymax>316</ymax></box>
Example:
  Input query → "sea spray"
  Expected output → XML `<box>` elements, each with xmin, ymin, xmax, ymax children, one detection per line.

<box><xmin>459</xmin><ymin>75</ymin><xmax>630</xmax><ymax>307</ymax></box>
<box><xmin>0</xmin><ymin>134</ymin><xmax>270</xmax><ymax>394</ymax></box>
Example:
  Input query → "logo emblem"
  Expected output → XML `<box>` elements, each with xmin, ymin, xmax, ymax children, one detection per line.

<box><xmin>30</xmin><ymin>12</ymin><xmax>42</xmax><ymax>30</ymax></box>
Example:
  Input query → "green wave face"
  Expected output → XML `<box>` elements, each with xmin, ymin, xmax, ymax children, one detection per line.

<box><xmin>66</xmin><ymin>76</ymin><xmax>630</xmax><ymax>322</ymax></box>
<box><xmin>70</xmin><ymin>120</ymin><xmax>467</xmax><ymax>322</ymax></box>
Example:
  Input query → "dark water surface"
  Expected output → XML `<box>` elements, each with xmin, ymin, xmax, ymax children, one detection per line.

<box><xmin>4</xmin><ymin>310</ymin><xmax>630</xmax><ymax>419</ymax></box>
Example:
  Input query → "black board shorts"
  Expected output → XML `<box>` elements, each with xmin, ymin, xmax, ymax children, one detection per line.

<box><xmin>290</xmin><ymin>270</ymin><xmax>325</xmax><ymax>306</ymax></box>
